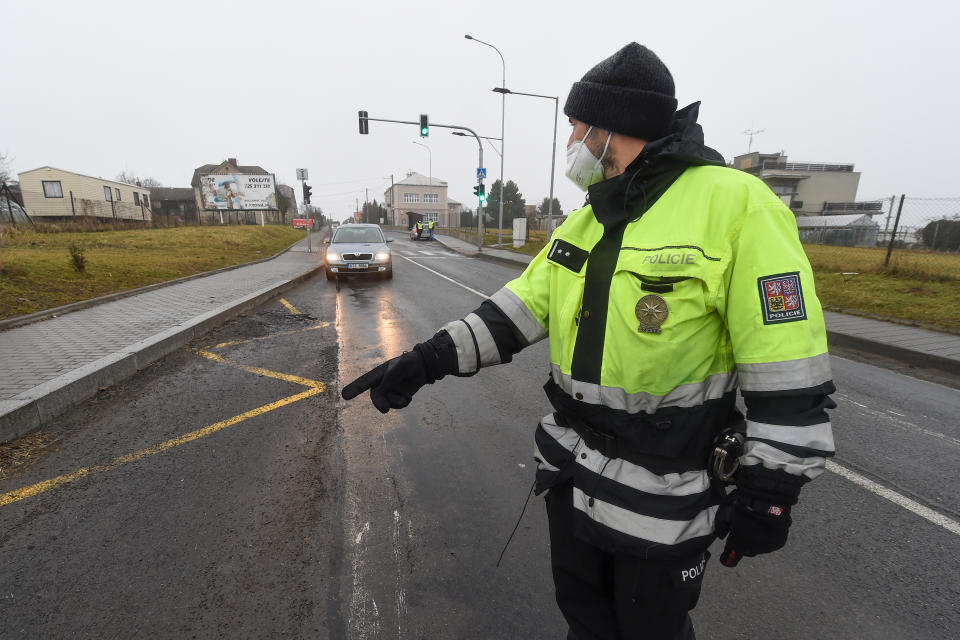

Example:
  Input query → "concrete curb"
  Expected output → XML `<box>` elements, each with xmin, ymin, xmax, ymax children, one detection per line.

<box><xmin>826</xmin><ymin>331</ymin><xmax>960</xmax><ymax>376</ymax></box>
<box><xmin>0</xmin><ymin>264</ymin><xmax>324</xmax><ymax>443</ymax></box>
<box><xmin>0</xmin><ymin>234</ymin><xmax>321</xmax><ymax>332</ymax></box>
<box><xmin>431</xmin><ymin>236</ymin><xmax>532</xmax><ymax>269</ymax></box>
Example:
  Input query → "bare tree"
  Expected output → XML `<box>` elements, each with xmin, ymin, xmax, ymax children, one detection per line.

<box><xmin>0</xmin><ymin>152</ymin><xmax>12</xmax><ymax>183</ymax></box>
<box><xmin>115</xmin><ymin>170</ymin><xmax>163</xmax><ymax>188</ymax></box>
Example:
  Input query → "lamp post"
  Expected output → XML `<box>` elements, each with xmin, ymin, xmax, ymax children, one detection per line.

<box><xmin>412</xmin><ymin>141</ymin><xmax>432</xmax><ymax>185</ymax></box>
<box><xmin>465</xmin><ymin>34</ymin><xmax>506</xmax><ymax>246</ymax></box>
<box><xmin>493</xmin><ymin>87</ymin><xmax>559</xmax><ymax>234</ymax></box>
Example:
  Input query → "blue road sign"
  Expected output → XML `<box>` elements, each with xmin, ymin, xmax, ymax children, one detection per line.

<box><xmin>477</xmin><ymin>168</ymin><xmax>487</xmax><ymax>180</ymax></box>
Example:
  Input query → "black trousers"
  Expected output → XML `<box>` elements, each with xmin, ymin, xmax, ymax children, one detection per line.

<box><xmin>546</xmin><ymin>482</ymin><xmax>706</xmax><ymax>640</ymax></box>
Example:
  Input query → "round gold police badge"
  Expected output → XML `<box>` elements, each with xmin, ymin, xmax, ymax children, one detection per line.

<box><xmin>635</xmin><ymin>294</ymin><xmax>669</xmax><ymax>334</ymax></box>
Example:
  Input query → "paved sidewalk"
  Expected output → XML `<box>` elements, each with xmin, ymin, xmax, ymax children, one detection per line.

<box><xmin>0</xmin><ymin>238</ymin><xmax>323</xmax><ymax>441</ymax></box>
<box><xmin>433</xmin><ymin>233</ymin><xmax>960</xmax><ymax>377</ymax></box>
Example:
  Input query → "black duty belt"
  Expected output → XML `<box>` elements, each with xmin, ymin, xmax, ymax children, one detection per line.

<box><xmin>543</xmin><ymin>377</ymin><xmax>740</xmax><ymax>476</ymax></box>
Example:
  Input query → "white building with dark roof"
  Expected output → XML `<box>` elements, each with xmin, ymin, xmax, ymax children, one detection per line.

<box><xmin>18</xmin><ymin>167</ymin><xmax>153</xmax><ymax>221</ymax></box>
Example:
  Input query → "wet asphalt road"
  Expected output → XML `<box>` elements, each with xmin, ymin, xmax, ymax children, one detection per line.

<box><xmin>1</xmin><ymin>230</ymin><xmax>958</xmax><ymax>639</ymax></box>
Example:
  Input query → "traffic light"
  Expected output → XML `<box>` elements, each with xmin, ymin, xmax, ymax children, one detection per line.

<box><xmin>303</xmin><ymin>182</ymin><xmax>313</xmax><ymax>205</ymax></box>
<box><xmin>473</xmin><ymin>182</ymin><xmax>486</xmax><ymax>204</ymax></box>
<box><xmin>358</xmin><ymin>110</ymin><xmax>369</xmax><ymax>134</ymax></box>
<box><xmin>419</xmin><ymin>114</ymin><xmax>429</xmax><ymax>137</ymax></box>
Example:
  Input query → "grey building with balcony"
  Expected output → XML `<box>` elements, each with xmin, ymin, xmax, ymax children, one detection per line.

<box><xmin>733</xmin><ymin>152</ymin><xmax>864</xmax><ymax>216</ymax></box>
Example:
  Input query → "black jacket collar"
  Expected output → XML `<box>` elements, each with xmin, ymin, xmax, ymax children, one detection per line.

<box><xmin>587</xmin><ymin>102</ymin><xmax>725</xmax><ymax>229</ymax></box>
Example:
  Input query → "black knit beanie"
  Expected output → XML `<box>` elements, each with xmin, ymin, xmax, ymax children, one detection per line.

<box><xmin>564</xmin><ymin>43</ymin><xmax>678</xmax><ymax>141</ymax></box>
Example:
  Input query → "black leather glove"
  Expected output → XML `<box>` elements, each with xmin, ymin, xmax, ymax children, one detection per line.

<box><xmin>715</xmin><ymin>464</ymin><xmax>805</xmax><ymax>567</ymax></box>
<box><xmin>341</xmin><ymin>332</ymin><xmax>458</xmax><ymax>413</ymax></box>
<box><xmin>715</xmin><ymin>490</ymin><xmax>791</xmax><ymax>567</ymax></box>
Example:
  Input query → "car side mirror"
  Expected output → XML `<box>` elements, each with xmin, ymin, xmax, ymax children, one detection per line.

<box><xmin>386</xmin><ymin>238</ymin><xmax>394</xmax><ymax>243</ymax></box>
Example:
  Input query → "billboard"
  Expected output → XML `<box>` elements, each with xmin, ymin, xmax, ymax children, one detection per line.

<box><xmin>199</xmin><ymin>174</ymin><xmax>277</xmax><ymax>210</ymax></box>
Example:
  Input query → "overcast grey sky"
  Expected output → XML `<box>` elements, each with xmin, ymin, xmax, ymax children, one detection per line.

<box><xmin>4</xmin><ymin>0</ymin><xmax>958</xmax><ymax>220</ymax></box>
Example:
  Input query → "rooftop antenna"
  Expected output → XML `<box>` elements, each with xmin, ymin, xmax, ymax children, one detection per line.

<box><xmin>743</xmin><ymin>127</ymin><xmax>765</xmax><ymax>153</ymax></box>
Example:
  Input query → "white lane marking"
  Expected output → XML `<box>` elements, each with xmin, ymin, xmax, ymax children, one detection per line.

<box><xmin>397</xmin><ymin>254</ymin><xmax>488</xmax><ymax>298</ymax></box>
<box><xmin>827</xmin><ymin>460</ymin><xmax>960</xmax><ymax>536</ymax></box>
<box><xmin>393</xmin><ymin>509</ymin><xmax>407</xmax><ymax>637</ymax></box>
<box><xmin>355</xmin><ymin>521</ymin><xmax>370</xmax><ymax>545</ymax></box>
<box><xmin>835</xmin><ymin>393</ymin><xmax>960</xmax><ymax>448</ymax></box>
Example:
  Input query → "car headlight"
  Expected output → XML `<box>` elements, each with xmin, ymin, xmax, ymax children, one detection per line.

<box><xmin>326</xmin><ymin>252</ymin><xmax>339</xmax><ymax>261</ymax></box>
<box><xmin>375</xmin><ymin>252</ymin><xmax>390</xmax><ymax>261</ymax></box>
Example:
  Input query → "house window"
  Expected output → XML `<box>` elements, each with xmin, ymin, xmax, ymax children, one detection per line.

<box><xmin>424</xmin><ymin>193</ymin><xmax>439</xmax><ymax>203</ymax></box>
<box><xmin>133</xmin><ymin>192</ymin><xmax>141</xmax><ymax>205</ymax></box>
<box><xmin>42</xmin><ymin>180</ymin><xmax>63</xmax><ymax>198</ymax></box>
<box><xmin>115</xmin><ymin>188</ymin><xmax>121</xmax><ymax>201</ymax></box>
<box><xmin>143</xmin><ymin>194</ymin><xmax>149</xmax><ymax>207</ymax></box>
<box><xmin>104</xmin><ymin>186</ymin><xmax>113</xmax><ymax>201</ymax></box>
<box><xmin>403</xmin><ymin>193</ymin><xmax>419</xmax><ymax>203</ymax></box>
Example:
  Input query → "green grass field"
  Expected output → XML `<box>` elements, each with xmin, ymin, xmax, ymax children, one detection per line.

<box><xmin>0</xmin><ymin>226</ymin><xmax>306</xmax><ymax>320</ymax></box>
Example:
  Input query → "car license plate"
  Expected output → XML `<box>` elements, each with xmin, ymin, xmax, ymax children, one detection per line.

<box><xmin>347</xmin><ymin>263</ymin><xmax>365</xmax><ymax>269</ymax></box>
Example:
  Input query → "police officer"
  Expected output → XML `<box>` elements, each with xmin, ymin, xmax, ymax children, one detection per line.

<box><xmin>428</xmin><ymin>218</ymin><xmax>436</xmax><ymax>237</ymax></box>
<box><xmin>343</xmin><ymin>42</ymin><xmax>836</xmax><ymax>640</ymax></box>
<box><xmin>416</xmin><ymin>219</ymin><xmax>423</xmax><ymax>239</ymax></box>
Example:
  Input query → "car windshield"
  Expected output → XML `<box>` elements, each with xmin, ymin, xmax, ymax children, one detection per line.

<box><xmin>333</xmin><ymin>227</ymin><xmax>383</xmax><ymax>243</ymax></box>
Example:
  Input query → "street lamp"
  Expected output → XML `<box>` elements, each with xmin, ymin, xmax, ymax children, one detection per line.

<box><xmin>494</xmin><ymin>86</ymin><xmax>560</xmax><ymax>235</ymax></box>
<box><xmin>412</xmin><ymin>141</ymin><xmax>432</xmax><ymax>186</ymax></box>
<box><xmin>465</xmin><ymin>34</ymin><xmax>506</xmax><ymax>246</ymax></box>
<box><xmin>452</xmin><ymin>131</ymin><xmax>502</xmax><ymax>158</ymax></box>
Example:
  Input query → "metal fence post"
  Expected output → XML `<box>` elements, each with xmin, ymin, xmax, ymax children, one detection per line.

<box><xmin>884</xmin><ymin>194</ymin><xmax>906</xmax><ymax>267</ymax></box>
<box><xmin>931</xmin><ymin>221</ymin><xmax>940</xmax><ymax>251</ymax></box>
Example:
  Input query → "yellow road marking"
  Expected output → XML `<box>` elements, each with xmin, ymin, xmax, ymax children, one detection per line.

<box><xmin>193</xmin><ymin>349</ymin><xmax>325</xmax><ymax>389</ymax></box>
<box><xmin>279</xmin><ymin>298</ymin><xmax>301</xmax><ymax>315</ymax></box>
<box><xmin>0</xmin><ymin>386</ymin><xmax>322</xmax><ymax>508</ymax></box>
<box><xmin>210</xmin><ymin>322</ymin><xmax>330</xmax><ymax>349</ymax></box>
<box><xmin>0</xmin><ymin>349</ymin><xmax>328</xmax><ymax>508</ymax></box>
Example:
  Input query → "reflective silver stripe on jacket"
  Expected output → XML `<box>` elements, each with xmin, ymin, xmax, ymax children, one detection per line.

<box><xmin>534</xmin><ymin>413</ymin><xmax>581</xmax><ymax>472</ymax></box>
<box><xmin>746</xmin><ymin>419</ymin><xmax>835</xmax><ymax>453</ymax></box>
<box><xmin>463</xmin><ymin>313</ymin><xmax>501</xmax><ymax>367</ymax></box>
<box><xmin>740</xmin><ymin>441</ymin><xmax>826</xmax><ymax>480</ymax></box>
<box><xmin>550</xmin><ymin>363</ymin><xmax>737</xmax><ymax>413</ymax></box>
<box><xmin>440</xmin><ymin>319</ymin><xmax>478</xmax><ymax>375</ymax></box>
<box><xmin>490</xmin><ymin>287</ymin><xmax>547</xmax><ymax>346</ymax></box>
<box><xmin>737</xmin><ymin>353</ymin><xmax>832</xmax><ymax>392</ymax></box>
<box><xmin>573</xmin><ymin>487</ymin><xmax>718</xmax><ymax>545</ymax></box>
<box><xmin>574</xmin><ymin>439</ymin><xmax>711</xmax><ymax>496</ymax></box>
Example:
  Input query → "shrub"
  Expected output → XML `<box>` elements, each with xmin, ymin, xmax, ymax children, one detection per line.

<box><xmin>69</xmin><ymin>242</ymin><xmax>87</xmax><ymax>272</ymax></box>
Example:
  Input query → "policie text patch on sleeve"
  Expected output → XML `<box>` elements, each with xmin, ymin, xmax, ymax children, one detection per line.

<box><xmin>757</xmin><ymin>272</ymin><xmax>807</xmax><ymax>324</ymax></box>
<box><xmin>547</xmin><ymin>239</ymin><xmax>589</xmax><ymax>274</ymax></box>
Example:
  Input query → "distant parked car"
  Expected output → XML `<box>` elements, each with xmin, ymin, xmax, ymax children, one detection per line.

<box><xmin>324</xmin><ymin>223</ymin><xmax>393</xmax><ymax>282</ymax></box>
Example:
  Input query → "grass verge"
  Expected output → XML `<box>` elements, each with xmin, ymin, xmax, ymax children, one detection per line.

<box><xmin>0</xmin><ymin>226</ymin><xmax>306</xmax><ymax>320</ymax></box>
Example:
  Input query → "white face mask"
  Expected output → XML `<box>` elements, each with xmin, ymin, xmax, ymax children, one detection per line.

<box><xmin>565</xmin><ymin>126</ymin><xmax>612</xmax><ymax>191</ymax></box>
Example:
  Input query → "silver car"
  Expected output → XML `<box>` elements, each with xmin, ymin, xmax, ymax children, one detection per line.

<box><xmin>324</xmin><ymin>223</ymin><xmax>393</xmax><ymax>282</ymax></box>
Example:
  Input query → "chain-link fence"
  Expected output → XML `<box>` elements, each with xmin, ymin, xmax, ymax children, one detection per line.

<box><xmin>799</xmin><ymin>195</ymin><xmax>960</xmax><ymax>280</ymax></box>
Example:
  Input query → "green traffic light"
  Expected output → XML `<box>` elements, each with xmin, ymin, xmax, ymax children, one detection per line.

<box><xmin>420</xmin><ymin>127</ymin><xmax>429</xmax><ymax>136</ymax></box>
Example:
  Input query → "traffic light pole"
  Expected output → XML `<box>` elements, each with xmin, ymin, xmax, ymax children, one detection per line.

<box><xmin>300</xmin><ymin>177</ymin><xmax>311</xmax><ymax>253</ymax></box>
<box><xmin>358</xmin><ymin>113</ymin><xmax>485</xmax><ymax>250</ymax></box>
